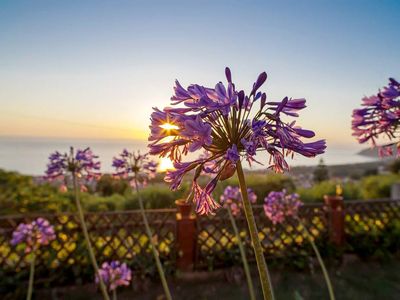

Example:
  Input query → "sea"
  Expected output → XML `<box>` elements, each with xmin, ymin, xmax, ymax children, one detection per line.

<box><xmin>0</xmin><ymin>136</ymin><xmax>378</xmax><ymax>176</ymax></box>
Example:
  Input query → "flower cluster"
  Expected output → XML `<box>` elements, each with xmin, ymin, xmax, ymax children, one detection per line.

<box><xmin>45</xmin><ymin>147</ymin><xmax>101</xmax><ymax>189</ymax></box>
<box><xmin>112</xmin><ymin>150</ymin><xmax>158</xmax><ymax>189</ymax></box>
<box><xmin>352</xmin><ymin>78</ymin><xmax>400</xmax><ymax>156</ymax></box>
<box><xmin>220</xmin><ymin>186</ymin><xmax>257</xmax><ymax>216</ymax></box>
<box><xmin>11</xmin><ymin>218</ymin><xmax>56</xmax><ymax>253</ymax></box>
<box><xmin>263</xmin><ymin>190</ymin><xmax>302</xmax><ymax>224</ymax></box>
<box><xmin>149</xmin><ymin>67</ymin><xmax>326</xmax><ymax>215</ymax></box>
<box><xmin>96</xmin><ymin>261</ymin><xmax>132</xmax><ymax>291</ymax></box>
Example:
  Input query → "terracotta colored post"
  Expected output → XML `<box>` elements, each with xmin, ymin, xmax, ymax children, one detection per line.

<box><xmin>175</xmin><ymin>200</ymin><xmax>197</xmax><ymax>271</ymax></box>
<box><xmin>324</xmin><ymin>195</ymin><xmax>345</xmax><ymax>246</ymax></box>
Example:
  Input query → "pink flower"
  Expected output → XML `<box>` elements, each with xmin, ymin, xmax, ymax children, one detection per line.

<box><xmin>11</xmin><ymin>218</ymin><xmax>56</xmax><ymax>253</ymax></box>
<box><xmin>220</xmin><ymin>186</ymin><xmax>257</xmax><ymax>216</ymax></box>
<box><xmin>96</xmin><ymin>261</ymin><xmax>132</xmax><ymax>291</ymax></box>
<box><xmin>112</xmin><ymin>150</ymin><xmax>158</xmax><ymax>190</ymax></box>
<box><xmin>352</xmin><ymin>78</ymin><xmax>400</xmax><ymax>156</ymax></box>
<box><xmin>264</xmin><ymin>190</ymin><xmax>303</xmax><ymax>224</ymax></box>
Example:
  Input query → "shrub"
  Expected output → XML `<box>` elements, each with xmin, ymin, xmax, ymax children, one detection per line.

<box><xmin>96</xmin><ymin>174</ymin><xmax>130</xmax><ymax>196</ymax></box>
<box><xmin>123</xmin><ymin>183</ymin><xmax>188</xmax><ymax>210</ymax></box>
<box><xmin>83</xmin><ymin>194</ymin><xmax>126</xmax><ymax>211</ymax></box>
<box><xmin>297</xmin><ymin>180</ymin><xmax>362</xmax><ymax>203</ymax></box>
<box><xmin>0</xmin><ymin>169</ymin><xmax>72</xmax><ymax>214</ymax></box>
<box><xmin>360</xmin><ymin>174</ymin><xmax>400</xmax><ymax>199</ymax></box>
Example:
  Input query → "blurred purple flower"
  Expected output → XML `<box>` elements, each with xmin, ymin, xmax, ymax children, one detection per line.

<box><xmin>11</xmin><ymin>218</ymin><xmax>56</xmax><ymax>253</ymax></box>
<box><xmin>220</xmin><ymin>186</ymin><xmax>257</xmax><ymax>216</ymax></box>
<box><xmin>45</xmin><ymin>147</ymin><xmax>101</xmax><ymax>189</ymax></box>
<box><xmin>96</xmin><ymin>261</ymin><xmax>132</xmax><ymax>291</ymax></box>
<box><xmin>352</xmin><ymin>78</ymin><xmax>400</xmax><ymax>156</ymax></box>
<box><xmin>149</xmin><ymin>67</ymin><xmax>325</xmax><ymax>215</ymax></box>
<box><xmin>112</xmin><ymin>150</ymin><xmax>158</xmax><ymax>189</ymax></box>
<box><xmin>263</xmin><ymin>190</ymin><xmax>303</xmax><ymax>224</ymax></box>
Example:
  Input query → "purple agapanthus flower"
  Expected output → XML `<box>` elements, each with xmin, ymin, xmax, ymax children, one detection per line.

<box><xmin>220</xmin><ymin>186</ymin><xmax>257</xmax><ymax>216</ymax></box>
<box><xmin>45</xmin><ymin>147</ymin><xmax>101</xmax><ymax>190</ymax></box>
<box><xmin>263</xmin><ymin>190</ymin><xmax>303</xmax><ymax>225</ymax></box>
<box><xmin>96</xmin><ymin>261</ymin><xmax>132</xmax><ymax>291</ymax></box>
<box><xmin>352</xmin><ymin>78</ymin><xmax>400</xmax><ymax>156</ymax></box>
<box><xmin>112</xmin><ymin>150</ymin><xmax>158</xmax><ymax>189</ymax></box>
<box><xmin>11</xmin><ymin>218</ymin><xmax>56</xmax><ymax>253</ymax></box>
<box><xmin>148</xmin><ymin>68</ymin><xmax>325</xmax><ymax>215</ymax></box>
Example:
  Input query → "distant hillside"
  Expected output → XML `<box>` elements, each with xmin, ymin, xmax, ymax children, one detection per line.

<box><xmin>358</xmin><ymin>145</ymin><xmax>397</xmax><ymax>158</ymax></box>
<box><xmin>246</xmin><ymin>160</ymin><xmax>393</xmax><ymax>179</ymax></box>
<box><xmin>290</xmin><ymin>161</ymin><xmax>388</xmax><ymax>178</ymax></box>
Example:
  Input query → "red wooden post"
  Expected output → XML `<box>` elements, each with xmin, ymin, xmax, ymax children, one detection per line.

<box><xmin>175</xmin><ymin>200</ymin><xmax>197</xmax><ymax>271</ymax></box>
<box><xmin>324</xmin><ymin>195</ymin><xmax>345</xmax><ymax>246</ymax></box>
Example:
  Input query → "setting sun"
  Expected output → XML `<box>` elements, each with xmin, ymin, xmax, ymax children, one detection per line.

<box><xmin>158</xmin><ymin>157</ymin><xmax>175</xmax><ymax>172</ymax></box>
<box><xmin>160</xmin><ymin>123</ymin><xmax>179</xmax><ymax>130</ymax></box>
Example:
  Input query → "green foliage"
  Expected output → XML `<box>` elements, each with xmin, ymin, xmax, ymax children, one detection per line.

<box><xmin>123</xmin><ymin>183</ymin><xmax>187</xmax><ymax>210</ymax></box>
<box><xmin>96</xmin><ymin>174</ymin><xmax>130</xmax><ymax>196</ymax></box>
<box><xmin>1</xmin><ymin>168</ymin><xmax>400</xmax><ymax>215</ymax></box>
<box><xmin>0</xmin><ymin>169</ymin><xmax>72</xmax><ymax>214</ymax></box>
<box><xmin>360</xmin><ymin>174</ymin><xmax>400</xmax><ymax>199</ymax></box>
<box><xmin>0</xmin><ymin>169</ymin><xmax>188</xmax><ymax>214</ymax></box>
<box><xmin>297</xmin><ymin>180</ymin><xmax>362</xmax><ymax>203</ymax></box>
<box><xmin>83</xmin><ymin>193</ymin><xmax>125</xmax><ymax>211</ymax></box>
<box><xmin>297</xmin><ymin>174</ymin><xmax>400</xmax><ymax>203</ymax></box>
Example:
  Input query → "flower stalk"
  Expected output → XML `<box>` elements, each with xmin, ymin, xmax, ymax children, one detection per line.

<box><xmin>227</xmin><ymin>206</ymin><xmax>256</xmax><ymax>300</ymax></box>
<box><xmin>112</xmin><ymin>289</ymin><xmax>117</xmax><ymax>300</ymax></box>
<box><xmin>72</xmin><ymin>173</ymin><xmax>110</xmax><ymax>300</ymax></box>
<box><xmin>300</xmin><ymin>219</ymin><xmax>336</xmax><ymax>300</ymax></box>
<box><xmin>134</xmin><ymin>177</ymin><xmax>173</xmax><ymax>300</ymax></box>
<box><xmin>112</xmin><ymin>150</ymin><xmax>171</xmax><ymax>299</ymax></box>
<box><xmin>26</xmin><ymin>251</ymin><xmax>36</xmax><ymax>300</ymax></box>
<box><xmin>237</xmin><ymin>161</ymin><xmax>274</xmax><ymax>300</ymax></box>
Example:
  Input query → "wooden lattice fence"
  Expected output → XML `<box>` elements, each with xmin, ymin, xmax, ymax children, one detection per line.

<box><xmin>196</xmin><ymin>203</ymin><xmax>327</xmax><ymax>269</ymax></box>
<box><xmin>0</xmin><ymin>199</ymin><xmax>399</xmax><ymax>287</ymax></box>
<box><xmin>0</xmin><ymin>209</ymin><xmax>176</xmax><ymax>285</ymax></box>
<box><xmin>345</xmin><ymin>199</ymin><xmax>400</xmax><ymax>235</ymax></box>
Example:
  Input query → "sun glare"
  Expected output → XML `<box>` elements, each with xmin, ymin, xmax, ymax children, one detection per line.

<box><xmin>160</xmin><ymin>123</ymin><xmax>179</xmax><ymax>130</ymax></box>
<box><xmin>158</xmin><ymin>157</ymin><xmax>175</xmax><ymax>172</ymax></box>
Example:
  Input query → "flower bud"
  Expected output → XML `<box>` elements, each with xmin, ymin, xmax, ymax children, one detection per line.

<box><xmin>219</xmin><ymin>162</ymin><xmax>236</xmax><ymax>180</ymax></box>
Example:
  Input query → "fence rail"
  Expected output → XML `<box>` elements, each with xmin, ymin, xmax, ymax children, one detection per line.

<box><xmin>0</xmin><ymin>199</ymin><xmax>399</xmax><ymax>286</ymax></box>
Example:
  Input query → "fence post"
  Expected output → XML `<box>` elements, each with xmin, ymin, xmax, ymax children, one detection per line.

<box><xmin>175</xmin><ymin>200</ymin><xmax>197</xmax><ymax>271</ymax></box>
<box><xmin>324</xmin><ymin>195</ymin><xmax>345</xmax><ymax>246</ymax></box>
<box><xmin>390</xmin><ymin>183</ymin><xmax>400</xmax><ymax>200</ymax></box>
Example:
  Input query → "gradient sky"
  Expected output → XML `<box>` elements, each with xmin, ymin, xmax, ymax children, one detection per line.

<box><xmin>0</xmin><ymin>0</ymin><xmax>399</xmax><ymax>150</ymax></box>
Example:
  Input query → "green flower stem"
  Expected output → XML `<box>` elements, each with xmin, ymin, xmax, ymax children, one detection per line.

<box><xmin>134</xmin><ymin>178</ymin><xmax>173</xmax><ymax>300</ymax></box>
<box><xmin>236</xmin><ymin>161</ymin><xmax>274</xmax><ymax>300</ymax></box>
<box><xmin>26</xmin><ymin>251</ymin><xmax>36</xmax><ymax>300</ymax></box>
<box><xmin>112</xmin><ymin>289</ymin><xmax>117</xmax><ymax>300</ymax></box>
<box><xmin>300</xmin><ymin>219</ymin><xmax>336</xmax><ymax>300</ymax></box>
<box><xmin>72</xmin><ymin>174</ymin><xmax>110</xmax><ymax>300</ymax></box>
<box><xmin>227</xmin><ymin>207</ymin><xmax>256</xmax><ymax>300</ymax></box>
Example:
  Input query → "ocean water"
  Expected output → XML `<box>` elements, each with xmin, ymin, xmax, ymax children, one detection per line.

<box><xmin>0</xmin><ymin>136</ymin><xmax>377</xmax><ymax>176</ymax></box>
